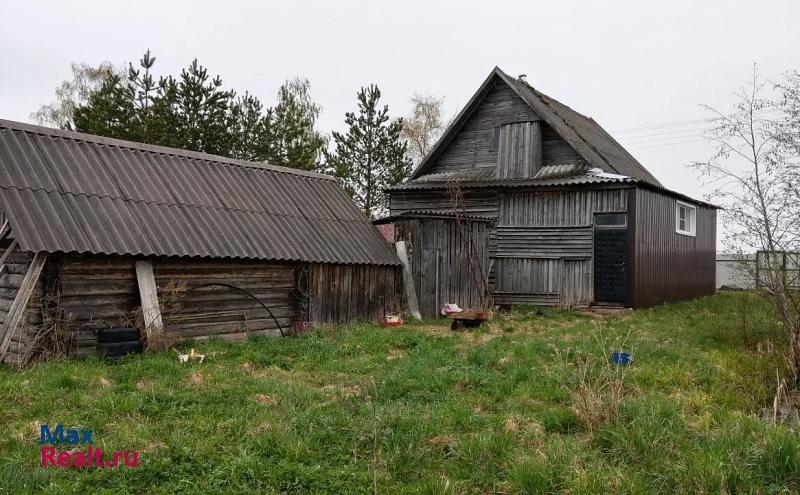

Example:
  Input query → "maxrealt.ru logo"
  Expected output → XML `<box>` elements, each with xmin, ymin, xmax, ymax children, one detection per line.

<box><xmin>40</xmin><ymin>424</ymin><xmax>138</xmax><ymax>468</ymax></box>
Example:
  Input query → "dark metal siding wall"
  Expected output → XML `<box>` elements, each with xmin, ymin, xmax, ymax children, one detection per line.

<box><xmin>631</xmin><ymin>188</ymin><xmax>716</xmax><ymax>307</ymax></box>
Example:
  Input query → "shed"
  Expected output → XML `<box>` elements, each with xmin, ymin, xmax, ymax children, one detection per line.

<box><xmin>385</xmin><ymin>67</ymin><xmax>717</xmax><ymax>317</ymax></box>
<box><xmin>0</xmin><ymin>120</ymin><xmax>401</xmax><ymax>365</ymax></box>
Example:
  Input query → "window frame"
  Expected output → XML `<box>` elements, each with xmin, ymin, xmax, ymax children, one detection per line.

<box><xmin>675</xmin><ymin>200</ymin><xmax>697</xmax><ymax>237</ymax></box>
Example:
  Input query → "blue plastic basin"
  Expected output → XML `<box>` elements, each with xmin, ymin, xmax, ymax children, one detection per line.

<box><xmin>612</xmin><ymin>352</ymin><xmax>631</xmax><ymax>365</ymax></box>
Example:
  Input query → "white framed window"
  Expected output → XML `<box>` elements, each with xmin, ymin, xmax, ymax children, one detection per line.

<box><xmin>675</xmin><ymin>200</ymin><xmax>696</xmax><ymax>236</ymax></box>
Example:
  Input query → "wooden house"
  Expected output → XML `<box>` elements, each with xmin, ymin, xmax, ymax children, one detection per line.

<box><xmin>384</xmin><ymin>67</ymin><xmax>716</xmax><ymax>317</ymax></box>
<box><xmin>0</xmin><ymin>120</ymin><xmax>401</xmax><ymax>365</ymax></box>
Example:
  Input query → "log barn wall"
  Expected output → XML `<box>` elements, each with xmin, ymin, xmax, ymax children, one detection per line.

<box><xmin>0</xmin><ymin>239</ymin><xmax>43</xmax><ymax>365</ymax></box>
<box><xmin>2</xmin><ymin>253</ymin><xmax>401</xmax><ymax>363</ymax></box>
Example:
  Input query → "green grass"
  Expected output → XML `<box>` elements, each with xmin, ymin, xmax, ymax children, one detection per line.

<box><xmin>1</xmin><ymin>292</ymin><xmax>798</xmax><ymax>494</ymax></box>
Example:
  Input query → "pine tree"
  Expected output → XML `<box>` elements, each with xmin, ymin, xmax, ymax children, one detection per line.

<box><xmin>170</xmin><ymin>59</ymin><xmax>234</xmax><ymax>156</ymax></box>
<box><xmin>66</xmin><ymin>51</ymin><xmax>324</xmax><ymax>167</ymax></box>
<box><xmin>269</xmin><ymin>77</ymin><xmax>326</xmax><ymax>170</ymax></box>
<box><xmin>73</xmin><ymin>74</ymin><xmax>136</xmax><ymax>139</ymax></box>
<box><xmin>125</xmin><ymin>49</ymin><xmax>159</xmax><ymax>143</ymax></box>
<box><xmin>326</xmin><ymin>85</ymin><xmax>411</xmax><ymax>219</ymax></box>
<box><xmin>229</xmin><ymin>92</ymin><xmax>273</xmax><ymax>162</ymax></box>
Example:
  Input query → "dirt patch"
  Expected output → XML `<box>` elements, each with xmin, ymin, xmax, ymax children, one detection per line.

<box><xmin>321</xmin><ymin>383</ymin><xmax>364</xmax><ymax>398</ymax></box>
<box><xmin>141</xmin><ymin>441</ymin><xmax>166</xmax><ymax>453</ymax></box>
<box><xmin>185</xmin><ymin>371</ymin><xmax>204</xmax><ymax>385</ymax></box>
<box><xmin>386</xmin><ymin>348</ymin><xmax>407</xmax><ymax>361</ymax></box>
<box><xmin>254</xmin><ymin>393</ymin><xmax>277</xmax><ymax>406</ymax></box>
<box><xmin>247</xmin><ymin>422</ymin><xmax>274</xmax><ymax>437</ymax></box>
<box><xmin>412</xmin><ymin>324</ymin><xmax>452</xmax><ymax>337</ymax></box>
<box><xmin>427</xmin><ymin>435</ymin><xmax>455</xmax><ymax>447</ymax></box>
<box><xmin>503</xmin><ymin>415</ymin><xmax>543</xmax><ymax>436</ymax></box>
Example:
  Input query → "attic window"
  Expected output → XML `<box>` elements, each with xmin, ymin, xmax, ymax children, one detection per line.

<box><xmin>676</xmin><ymin>201</ymin><xmax>696</xmax><ymax>237</ymax></box>
<box><xmin>489</xmin><ymin>127</ymin><xmax>500</xmax><ymax>151</ymax></box>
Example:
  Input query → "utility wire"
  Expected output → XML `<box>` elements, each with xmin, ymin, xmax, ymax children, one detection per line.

<box><xmin>610</xmin><ymin>108</ymin><xmax>781</xmax><ymax>135</ymax></box>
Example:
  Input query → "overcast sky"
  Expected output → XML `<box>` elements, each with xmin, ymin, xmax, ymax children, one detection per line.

<box><xmin>2</xmin><ymin>0</ymin><xmax>798</xmax><ymax>203</ymax></box>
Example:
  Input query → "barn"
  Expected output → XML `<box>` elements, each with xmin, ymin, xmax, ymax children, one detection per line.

<box><xmin>0</xmin><ymin>120</ymin><xmax>401</xmax><ymax>366</ymax></box>
<box><xmin>383</xmin><ymin>67</ymin><xmax>717</xmax><ymax>317</ymax></box>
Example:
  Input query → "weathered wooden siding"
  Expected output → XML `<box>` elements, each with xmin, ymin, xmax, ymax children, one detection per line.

<box><xmin>51</xmin><ymin>256</ymin><xmax>300</xmax><ymax>356</ymax></box>
<box><xmin>432</xmin><ymin>81</ymin><xmax>540</xmax><ymax>173</ymax></box>
<box><xmin>543</xmin><ymin>125</ymin><xmax>585</xmax><ymax>167</ymax></box>
<box><xmin>495</xmin><ymin>226</ymin><xmax>592</xmax><ymax>258</ymax></box>
<box><xmin>498</xmin><ymin>189</ymin><xmax>628</xmax><ymax>227</ymax></box>
<box><xmin>494</xmin><ymin>188</ymin><xmax>628</xmax><ymax>306</ymax></box>
<box><xmin>494</xmin><ymin>258</ymin><xmax>592</xmax><ymax>306</ymax></box>
<box><xmin>395</xmin><ymin>218</ymin><xmax>490</xmax><ymax>318</ymax></box>
<box><xmin>631</xmin><ymin>188</ymin><xmax>716</xmax><ymax>307</ymax></box>
<box><xmin>58</xmin><ymin>256</ymin><xmax>139</xmax><ymax>357</ymax></box>
<box><xmin>155</xmin><ymin>259</ymin><xmax>297</xmax><ymax>341</ymax></box>
<box><xmin>389</xmin><ymin>189</ymin><xmax>499</xmax><ymax>218</ymax></box>
<box><xmin>8</xmin><ymin>254</ymin><xmax>401</xmax><ymax>362</ymax></box>
<box><xmin>422</xmin><ymin>80</ymin><xmax>588</xmax><ymax>177</ymax></box>
<box><xmin>305</xmin><ymin>263</ymin><xmax>401</xmax><ymax>324</ymax></box>
<box><xmin>496</xmin><ymin>121</ymin><xmax>543</xmax><ymax>179</ymax></box>
<box><xmin>0</xmin><ymin>241</ymin><xmax>43</xmax><ymax>365</ymax></box>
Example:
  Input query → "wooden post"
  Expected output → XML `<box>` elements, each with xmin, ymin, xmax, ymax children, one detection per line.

<box><xmin>135</xmin><ymin>261</ymin><xmax>165</xmax><ymax>348</ymax></box>
<box><xmin>0</xmin><ymin>240</ymin><xmax>19</xmax><ymax>276</ymax></box>
<box><xmin>0</xmin><ymin>251</ymin><xmax>47</xmax><ymax>361</ymax></box>
<box><xmin>395</xmin><ymin>241</ymin><xmax>422</xmax><ymax>320</ymax></box>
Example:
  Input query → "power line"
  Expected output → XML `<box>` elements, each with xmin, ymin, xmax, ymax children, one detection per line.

<box><xmin>610</xmin><ymin>108</ymin><xmax>782</xmax><ymax>135</ymax></box>
<box><xmin>626</xmin><ymin>138</ymin><xmax>708</xmax><ymax>150</ymax></box>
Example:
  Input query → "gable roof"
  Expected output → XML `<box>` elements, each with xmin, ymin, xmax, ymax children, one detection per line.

<box><xmin>408</xmin><ymin>67</ymin><xmax>662</xmax><ymax>186</ymax></box>
<box><xmin>0</xmin><ymin>120</ymin><xmax>399</xmax><ymax>265</ymax></box>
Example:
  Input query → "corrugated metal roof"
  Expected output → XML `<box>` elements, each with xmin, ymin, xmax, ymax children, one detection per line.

<box><xmin>375</xmin><ymin>209</ymin><xmax>497</xmax><ymax>223</ymax></box>
<box><xmin>0</xmin><ymin>120</ymin><xmax>399</xmax><ymax>265</ymax></box>
<box><xmin>532</xmin><ymin>163</ymin><xmax>590</xmax><ymax>180</ymax></box>
<box><xmin>388</xmin><ymin>172</ymin><xmax>636</xmax><ymax>191</ymax></box>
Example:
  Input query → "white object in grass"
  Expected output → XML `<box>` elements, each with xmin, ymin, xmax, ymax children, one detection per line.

<box><xmin>178</xmin><ymin>348</ymin><xmax>205</xmax><ymax>363</ymax></box>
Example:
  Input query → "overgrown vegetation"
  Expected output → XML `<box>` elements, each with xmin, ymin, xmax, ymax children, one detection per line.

<box><xmin>1</xmin><ymin>292</ymin><xmax>798</xmax><ymax>493</ymax></box>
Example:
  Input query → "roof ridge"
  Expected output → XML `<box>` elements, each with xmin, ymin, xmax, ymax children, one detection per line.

<box><xmin>0</xmin><ymin>119</ymin><xmax>334</xmax><ymax>181</ymax></box>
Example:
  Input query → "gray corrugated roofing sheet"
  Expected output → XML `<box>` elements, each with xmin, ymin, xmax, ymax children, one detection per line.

<box><xmin>389</xmin><ymin>172</ymin><xmax>636</xmax><ymax>191</ymax></box>
<box><xmin>0</xmin><ymin>120</ymin><xmax>399</xmax><ymax>265</ymax></box>
<box><xmin>387</xmin><ymin>170</ymin><xmax>717</xmax><ymax>208</ymax></box>
<box><xmin>532</xmin><ymin>163</ymin><xmax>590</xmax><ymax>180</ymax></box>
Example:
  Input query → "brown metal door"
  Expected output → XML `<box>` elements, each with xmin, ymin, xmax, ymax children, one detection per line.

<box><xmin>593</xmin><ymin>227</ymin><xmax>627</xmax><ymax>304</ymax></box>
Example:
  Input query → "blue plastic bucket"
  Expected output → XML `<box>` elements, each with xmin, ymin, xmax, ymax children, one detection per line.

<box><xmin>612</xmin><ymin>352</ymin><xmax>631</xmax><ymax>365</ymax></box>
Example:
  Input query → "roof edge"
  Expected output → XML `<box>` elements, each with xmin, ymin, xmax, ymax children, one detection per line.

<box><xmin>0</xmin><ymin>119</ymin><xmax>334</xmax><ymax>181</ymax></box>
<box><xmin>387</xmin><ymin>176</ymin><xmax>718</xmax><ymax>209</ymax></box>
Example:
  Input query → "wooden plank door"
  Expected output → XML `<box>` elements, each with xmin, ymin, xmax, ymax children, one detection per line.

<box><xmin>416</xmin><ymin>249</ymin><xmax>440</xmax><ymax>318</ymax></box>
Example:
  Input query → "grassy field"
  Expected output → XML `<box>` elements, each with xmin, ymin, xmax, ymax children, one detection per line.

<box><xmin>1</xmin><ymin>292</ymin><xmax>799</xmax><ymax>494</ymax></box>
